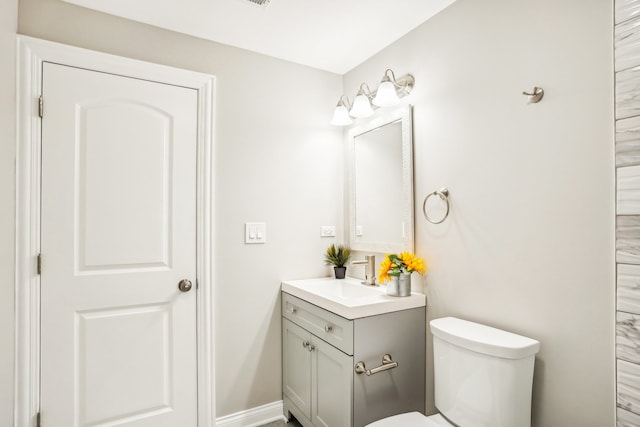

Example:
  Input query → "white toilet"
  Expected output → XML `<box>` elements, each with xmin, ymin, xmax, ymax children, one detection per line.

<box><xmin>367</xmin><ymin>317</ymin><xmax>540</xmax><ymax>427</ymax></box>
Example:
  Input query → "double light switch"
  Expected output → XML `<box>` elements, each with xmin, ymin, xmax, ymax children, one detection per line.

<box><xmin>245</xmin><ymin>222</ymin><xmax>266</xmax><ymax>244</ymax></box>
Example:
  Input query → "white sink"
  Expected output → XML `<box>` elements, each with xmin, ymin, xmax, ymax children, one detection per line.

<box><xmin>281</xmin><ymin>277</ymin><xmax>426</xmax><ymax>319</ymax></box>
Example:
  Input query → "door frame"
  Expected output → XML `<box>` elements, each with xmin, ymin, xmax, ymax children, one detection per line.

<box><xmin>14</xmin><ymin>35</ymin><xmax>216</xmax><ymax>427</ymax></box>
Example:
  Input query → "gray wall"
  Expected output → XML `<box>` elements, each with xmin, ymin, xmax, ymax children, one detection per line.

<box><xmin>0</xmin><ymin>0</ymin><xmax>18</xmax><ymax>423</ymax></box>
<box><xmin>345</xmin><ymin>0</ymin><xmax>615</xmax><ymax>426</ymax></box>
<box><xmin>15</xmin><ymin>0</ymin><xmax>344</xmax><ymax>418</ymax></box>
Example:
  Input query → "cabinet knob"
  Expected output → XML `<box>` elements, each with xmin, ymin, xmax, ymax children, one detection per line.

<box><xmin>302</xmin><ymin>341</ymin><xmax>310</xmax><ymax>349</ymax></box>
<box><xmin>288</xmin><ymin>307</ymin><xmax>297</xmax><ymax>314</ymax></box>
<box><xmin>324</xmin><ymin>324</ymin><xmax>333</xmax><ymax>333</ymax></box>
<box><xmin>308</xmin><ymin>344</ymin><xmax>316</xmax><ymax>352</ymax></box>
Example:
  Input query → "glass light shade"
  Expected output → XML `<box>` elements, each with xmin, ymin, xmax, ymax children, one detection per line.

<box><xmin>331</xmin><ymin>105</ymin><xmax>353</xmax><ymax>126</ymax></box>
<box><xmin>372</xmin><ymin>80</ymin><xmax>400</xmax><ymax>107</ymax></box>
<box><xmin>350</xmin><ymin>94</ymin><xmax>374</xmax><ymax>118</ymax></box>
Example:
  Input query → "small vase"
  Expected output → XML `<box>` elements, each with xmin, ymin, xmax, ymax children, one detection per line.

<box><xmin>334</xmin><ymin>266</ymin><xmax>347</xmax><ymax>279</ymax></box>
<box><xmin>387</xmin><ymin>273</ymin><xmax>412</xmax><ymax>297</ymax></box>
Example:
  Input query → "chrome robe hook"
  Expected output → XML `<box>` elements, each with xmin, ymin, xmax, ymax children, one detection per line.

<box><xmin>522</xmin><ymin>86</ymin><xmax>544</xmax><ymax>103</ymax></box>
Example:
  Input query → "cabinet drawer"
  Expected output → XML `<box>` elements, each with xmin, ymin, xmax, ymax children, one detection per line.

<box><xmin>282</xmin><ymin>292</ymin><xmax>354</xmax><ymax>355</ymax></box>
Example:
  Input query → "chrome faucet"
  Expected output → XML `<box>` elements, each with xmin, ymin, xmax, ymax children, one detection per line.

<box><xmin>352</xmin><ymin>255</ymin><xmax>376</xmax><ymax>286</ymax></box>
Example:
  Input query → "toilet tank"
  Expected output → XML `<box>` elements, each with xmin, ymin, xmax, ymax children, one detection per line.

<box><xmin>430</xmin><ymin>317</ymin><xmax>540</xmax><ymax>427</ymax></box>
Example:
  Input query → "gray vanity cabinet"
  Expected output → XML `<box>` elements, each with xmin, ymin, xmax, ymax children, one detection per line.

<box><xmin>282</xmin><ymin>292</ymin><xmax>425</xmax><ymax>427</ymax></box>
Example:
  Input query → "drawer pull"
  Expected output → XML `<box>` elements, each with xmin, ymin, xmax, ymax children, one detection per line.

<box><xmin>324</xmin><ymin>324</ymin><xmax>333</xmax><ymax>333</ymax></box>
<box><xmin>288</xmin><ymin>307</ymin><xmax>297</xmax><ymax>315</ymax></box>
<box><xmin>355</xmin><ymin>354</ymin><xmax>398</xmax><ymax>376</ymax></box>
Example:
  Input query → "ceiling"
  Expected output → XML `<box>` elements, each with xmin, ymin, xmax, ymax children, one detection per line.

<box><xmin>60</xmin><ymin>0</ymin><xmax>456</xmax><ymax>74</ymax></box>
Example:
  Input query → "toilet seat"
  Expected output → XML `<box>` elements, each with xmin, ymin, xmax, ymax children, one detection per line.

<box><xmin>365</xmin><ymin>412</ymin><xmax>454</xmax><ymax>427</ymax></box>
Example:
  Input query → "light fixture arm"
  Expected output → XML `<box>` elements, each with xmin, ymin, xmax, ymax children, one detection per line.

<box><xmin>336</xmin><ymin>94</ymin><xmax>351</xmax><ymax>109</ymax></box>
<box><xmin>357</xmin><ymin>83</ymin><xmax>374</xmax><ymax>100</ymax></box>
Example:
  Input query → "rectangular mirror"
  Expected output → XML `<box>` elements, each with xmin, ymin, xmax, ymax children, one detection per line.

<box><xmin>348</xmin><ymin>105</ymin><xmax>414</xmax><ymax>253</ymax></box>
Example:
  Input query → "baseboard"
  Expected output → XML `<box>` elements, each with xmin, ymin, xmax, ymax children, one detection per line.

<box><xmin>216</xmin><ymin>400</ymin><xmax>286</xmax><ymax>427</ymax></box>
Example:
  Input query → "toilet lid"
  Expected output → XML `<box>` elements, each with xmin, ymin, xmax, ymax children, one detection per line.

<box><xmin>366</xmin><ymin>412</ymin><xmax>454</xmax><ymax>427</ymax></box>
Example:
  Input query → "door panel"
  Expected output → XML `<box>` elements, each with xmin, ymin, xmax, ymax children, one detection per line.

<box><xmin>282</xmin><ymin>319</ymin><xmax>312</xmax><ymax>420</ymax></box>
<box><xmin>312</xmin><ymin>338</ymin><xmax>353</xmax><ymax>427</ymax></box>
<box><xmin>77</xmin><ymin>99</ymin><xmax>172</xmax><ymax>272</ymax></box>
<box><xmin>77</xmin><ymin>303</ymin><xmax>172</xmax><ymax>425</ymax></box>
<box><xmin>40</xmin><ymin>62</ymin><xmax>198</xmax><ymax>427</ymax></box>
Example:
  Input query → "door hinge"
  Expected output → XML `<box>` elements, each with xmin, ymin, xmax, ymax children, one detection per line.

<box><xmin>38</xmin><ymin>95</ymin><xmax>43</xmax><ymax>118</ymax></box>
<box><xmin>37</xmin><ymin>253</ymin><xmax>42</xmax><ymax>275</ymax></box>
<box><xmin>36</xmin><ymin>411</ymin><xmax>41</xmax><ymax>427</ymax></box>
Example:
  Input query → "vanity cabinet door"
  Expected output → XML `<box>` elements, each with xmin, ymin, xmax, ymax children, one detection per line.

<box><xmin>283</xmin><ymin>319</ymin><xmax>312</xmax><ymax>420</ymax></box>
<box><xmin>311</xmin><ymin>338</ymin><xmax>353</xmax><ymax>427</ymax></box>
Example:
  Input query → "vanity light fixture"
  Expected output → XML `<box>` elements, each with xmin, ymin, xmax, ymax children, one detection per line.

<box><xmin>331</xmin><ymin>68</ymin><xmax>415</xmax><ymax>126</ymax></box>
<box><xmin>330</xmin><ymin>95</ymin><xmax>353</xmax><ymax>126</ymax></box>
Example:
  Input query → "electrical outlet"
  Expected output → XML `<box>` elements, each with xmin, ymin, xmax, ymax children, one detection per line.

<box><xmin>320</xmin><ymin>225</ymin><xmax>336</xmax><ymax>237</ymax></box>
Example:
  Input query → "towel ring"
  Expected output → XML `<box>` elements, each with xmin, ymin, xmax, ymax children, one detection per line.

<box><xmin>423</xmin><ymin>188</ymin><xmax>450</xmax><ymax>224</ymax></box>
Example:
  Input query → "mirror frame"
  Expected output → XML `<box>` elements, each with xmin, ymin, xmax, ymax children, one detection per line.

<box><xmin>347</xmin><ymin>105</ymin><xmax>414</xmax><ymax>254</ymax></box>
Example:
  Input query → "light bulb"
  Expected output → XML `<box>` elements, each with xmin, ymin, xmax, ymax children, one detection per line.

<box><xmin>331</xmin><ymin>104</ymin><xmax>353</xmax><ymax>126</ymax></box>
<box><xmin>350</xmin><ymin>93</ymin><xmax>374</xmax><ymax>118</ymax></box>
<box><xmin>372</xmin><ymin>80</ymin><xmax>400</xmax><ymax>107</ymax></box>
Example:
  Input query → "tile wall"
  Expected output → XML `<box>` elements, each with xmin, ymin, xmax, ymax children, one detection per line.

<box><xmin>617</xmin><ymin>1</ymin><xmax>640</xmax><ymax>425</ymax></box>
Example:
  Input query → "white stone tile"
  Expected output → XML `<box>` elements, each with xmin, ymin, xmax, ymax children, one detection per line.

<box><xmin>618</xmin><ymin>359</ymin><xmax>640</xmax><ymax>415</ymax></box>
<box><xmin>617</xmin><ymin>17</ymin><xmax>640</xmax><ymax>72</ymax></box>
<box><xmin>618</xmin><ymin>406</ymin><xmax>640</xmax><ymax>426</ymax></box>
<box><xmin>618</xmin><ymin>166</ymin><xmax>640</xmax><ymax>214</ymax></box>
<box><xmin>617</xmin><ymin>216</ymin><xmax>640</xmax><ymax>264</ymax></box>
<box><xmin>617</xmin><ymin>117</ymin><xmax>640</xmax><ymax>167</ymax></box>
<box><xmin>617</xmin><ymin>67</ymin><xmax>640</xmax><ymax>120</ymax></box>
<box><xmin>619</xmin><ymin>264</ymin><xmax>640</xmax><ymax>314</ymax></box>
<box><xmin>619</xmin><ymin>312</ymin><xmax>640</xmax><ymax>363</ymax></box>
<box><xmin>618</xmin><ymin>0</ymin><xmax>640</xmax><ymax>25</ymax></box>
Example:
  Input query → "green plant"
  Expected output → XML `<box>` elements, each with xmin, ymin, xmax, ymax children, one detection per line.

<box><xmin>324</xmin><ymin>244</ymin><xmax>352</xmax><ymax>267</ymax></box>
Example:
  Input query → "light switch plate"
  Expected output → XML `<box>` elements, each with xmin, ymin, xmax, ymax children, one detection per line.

<box><xmin>245</xmin><ymin>222</ymin><xmax>266</xmax><ymax>244</ymax></box>
<box><xmin>320</xmin><ymin>225</ymin><xmax>336</xmax><ymax>237</ymax></box>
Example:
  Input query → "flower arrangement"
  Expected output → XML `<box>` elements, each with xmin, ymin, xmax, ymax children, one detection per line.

<box><xmin>378</xmin><ymin>252</ymin><xmax>426</xmax><ymax>283</ymax></box>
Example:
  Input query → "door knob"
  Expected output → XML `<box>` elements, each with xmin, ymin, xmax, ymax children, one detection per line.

<box><xmin>178</xmin><ymin>279</ymin><xmax>193</xmax><ymax>293</ymax></box>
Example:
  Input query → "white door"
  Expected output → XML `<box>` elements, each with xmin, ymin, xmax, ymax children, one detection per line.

<box><xmin>39</xmin><ymin>62</ymin><xmax>198</xmax><ymax>426</ymax></box>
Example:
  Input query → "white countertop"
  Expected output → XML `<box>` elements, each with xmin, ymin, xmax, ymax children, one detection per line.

<box><xmin>281</xmin><ymin>277</ymin><xmax>426</xmax><ymax>319</ymax></box>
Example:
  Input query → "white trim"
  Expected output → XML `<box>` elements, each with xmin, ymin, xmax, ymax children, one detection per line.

<box><xmin>14</xmin><ymin>35</ymin><xmax>216</xmax><ymax>427</ymax></box>
<box><xmin>216</xmin><ymin>401</ymin><xmax>285</xmax><ymax>427</ymax></box>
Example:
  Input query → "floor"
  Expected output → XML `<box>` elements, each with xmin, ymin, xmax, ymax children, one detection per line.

<box><xmin>260</xmin><ymin>417</ymin><xmax>303</xmax><ymax>427</ymax></box>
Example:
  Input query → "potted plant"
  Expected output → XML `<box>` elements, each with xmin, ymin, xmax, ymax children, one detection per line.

<box><xmin>324</xmin><ymin>244</ymin><xmax>352</xmax><ymax>279</ymax></box>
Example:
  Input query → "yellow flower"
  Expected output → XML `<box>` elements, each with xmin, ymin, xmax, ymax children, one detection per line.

<box><xmin>400</xmin><ymin>252</ymin><xmax>426</xmax><ymax>275</ymax></box>
<box><xmin>378</xmin><ymin>252</ymin><xmax>427</xmax><ymax>283</ymax></box>
<box><xmin>378</xmin><ymin>255</ymin><xmax>393</xmax><ymax>283</ymax></box>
